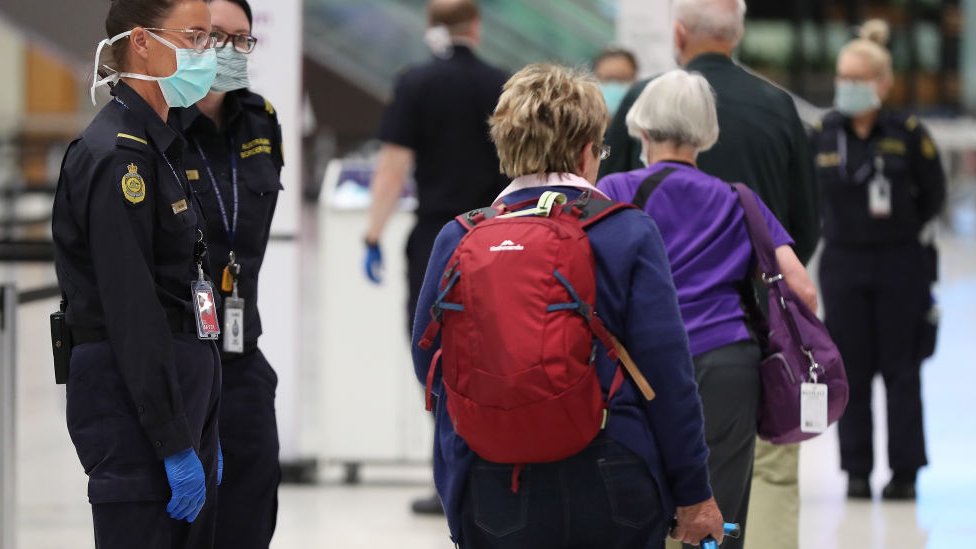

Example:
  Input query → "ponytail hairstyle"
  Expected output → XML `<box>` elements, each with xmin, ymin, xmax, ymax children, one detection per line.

<box><xmin>839</xmin><ymin>18</ymin><xmax>893</xmax><ymax>82</ymax></box>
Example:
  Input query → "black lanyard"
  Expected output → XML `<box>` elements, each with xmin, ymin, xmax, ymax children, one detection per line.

<box><xmin>193</xmin><ymin>137</ymin><xmax>239</xmax><ymax>246</ymax></box>
<box><xmin>836</xmin><ymin>130</ymin><xmax>876</xmax><ymax>186</ymax></box>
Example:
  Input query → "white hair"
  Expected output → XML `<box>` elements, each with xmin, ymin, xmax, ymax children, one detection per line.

<box><xmin>673</xmin><ymin>0</ymin><xmax>748</xmax><ymax>43</ymax></box>
<box><xmin>626</xmin><ymin>69</ymin><xmax>719</xmax><ymax>152</ymax></box>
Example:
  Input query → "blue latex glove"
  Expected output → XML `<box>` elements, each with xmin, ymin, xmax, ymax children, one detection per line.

<box><xmin>217</xmin><ymin>443</ymin><xmax>224</xmax><ymax>486</ymax></box>
<box><xmin>364</xmin><ymin>242</ymin><xmax>383</xmax><ymax>284</ymax></box>
<box><xmin>163</xmin><ymin>448</ymin><xmax>207</xmax><ymax>523</ymax></box>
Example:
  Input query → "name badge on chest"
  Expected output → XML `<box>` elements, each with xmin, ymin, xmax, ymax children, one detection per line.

<box><xmin>868</xmin><ymin>156</ymin><xmax>892</xmax><ymax>218</ymax></box>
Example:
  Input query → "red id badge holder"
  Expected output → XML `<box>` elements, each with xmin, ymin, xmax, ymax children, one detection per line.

<box><xmin>191</xmin><ymin>236</ymin><xmax>220</xmax><ymax>341</ymax></box>
<box><xmin>192</xmin><ymin>278</ymin><xmax>221</xmax><ymax>340</ymax></box>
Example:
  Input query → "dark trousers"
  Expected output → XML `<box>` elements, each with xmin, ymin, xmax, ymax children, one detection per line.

<box><xmin>67</xmin><ymin>335</ymin><xmax>221</xmax><ymax>549</ymax></box>
<box><xmin>460</xmin><ymin>437</ymin><xmax>668</xmax><ymax>549</ymax></box>
<box><xmin>407</xmin><ymin>215</ymin><xmax>456</xmax><ymax>336</ymax></box>
<box><xmin>93</xmin><ymin>500</ymin><xmax>217</xmax><ymax>549</ymax></box>
<box><xmin>214</xmin><ymin>347</ymin><xmax>281</xmax><ymax>549</ymax></box>
<box><xmin>820</xmin><ymin>242</ymin><xmax>929</xmax><ymax>478</ymax></box>
<box><xmin>684</xmin><ymin>341</ymin><xmax>760</xmax><ymax>549</ymax></box>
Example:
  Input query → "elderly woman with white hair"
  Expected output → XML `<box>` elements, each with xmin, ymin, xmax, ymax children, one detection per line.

<box><xmin>598</xmin><ymin>70</ymin><xmax>817</xmax><ymax>549</ymax></box>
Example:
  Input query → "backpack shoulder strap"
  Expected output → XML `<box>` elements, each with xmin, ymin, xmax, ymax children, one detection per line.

<box><xmin>455</xmin><ymin>206</ymin><xmax>501</xmax><ymax>231</ymax></box>
<box><xmin>631</xmin><ymin>167</ymin><xmax>678</xmax><ymax>210</ymax></box>
<box><xmin>577</xmin><ymin>198</ymin><xmax>636</xmax><ymax>229</ymax></box>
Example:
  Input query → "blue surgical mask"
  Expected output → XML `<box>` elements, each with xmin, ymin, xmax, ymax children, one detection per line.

<box><xmin>600</xmin><ymin>82</ymin><xmax>630</xmax><ymax>116</ymax></box>
<box><xmin>834</xmin><ymin>79</ymin><xmax>880</xmax><ymax>117</ymax></box>
<box><xmin>90</xmin><ymin>30</ymin><xmax>217</xmax><ymax>108</ymax></box>
<box><xmin>212</xmin><ymin>47</ymin><xmax>250</xmax><ymax>92</ymax></box>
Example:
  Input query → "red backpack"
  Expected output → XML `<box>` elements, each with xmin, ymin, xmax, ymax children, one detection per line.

<box><xmin>418</xmin><ymin>191</ymin><xmax>656</xmax><ymax>472</ymax></box>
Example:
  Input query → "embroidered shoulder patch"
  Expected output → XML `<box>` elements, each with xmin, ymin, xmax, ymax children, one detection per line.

<box><xmin>121</xmin><ymin>163</ymin><xmax>147</xmax><ymax>204</ymax></box>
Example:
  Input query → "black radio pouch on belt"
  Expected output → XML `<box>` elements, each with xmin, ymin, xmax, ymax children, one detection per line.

<box><xmin>50</xmin><ymin>296</ymin><xmax>71</xmax><ymax>384</ymax></box>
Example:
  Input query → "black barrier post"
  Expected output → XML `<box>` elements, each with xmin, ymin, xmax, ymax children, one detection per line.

<box><xmin>0</xmin><ymin>284</ymin><xmax>16</xmax><ymax>549</ymax></box>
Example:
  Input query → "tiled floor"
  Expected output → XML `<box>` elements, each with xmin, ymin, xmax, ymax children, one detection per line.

<box><xmin>5</xmin><ymin>234</ymin><xmax>976</xmax><ymax>548</ymax></box>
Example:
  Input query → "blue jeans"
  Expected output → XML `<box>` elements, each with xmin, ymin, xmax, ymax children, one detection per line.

<box><xmin>460</xmin><ymin>437</ymin><xmax>668</xmax><ymax>549</ymax></box>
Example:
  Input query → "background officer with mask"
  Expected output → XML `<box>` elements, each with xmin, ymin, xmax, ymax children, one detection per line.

<box><xmin>52</xmin><ymin>0</ymin><xmax>222</xmax><ymax>546</ymax></box>
<box><xmin>812</xmin><ymin>19</ymin><xmax>946</xmax><ymax>502</ymax></box>
<box><xmin>170</xmin><ymin>1</ymin><xmax>284</xmax><ymax>547</ymax></box>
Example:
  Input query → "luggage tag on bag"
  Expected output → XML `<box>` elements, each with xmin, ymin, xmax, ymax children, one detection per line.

<box><xmin>868</xmin><ymin>156</ymin><xmax>892</xmax><ymax>218</ymax></box>
<box><xmin>191</xmin><ymin>238</ymin><xmax>220</xmax><ymax>340</ymax></box>
<box><xmin>800</xmin><ymin>382</ymin><xmax>829</xmax><ymax>434</ymax></box>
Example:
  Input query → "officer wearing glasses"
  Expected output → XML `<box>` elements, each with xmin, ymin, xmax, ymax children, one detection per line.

<box><xmin>53</xmin><ymin>0</ymin><xmax>222</xmax><ymax>547</ymax></box>
<box><xmin>169</xmin><ymin>1</ymin><xmax>283</xmax><ymax>547</ymax></box>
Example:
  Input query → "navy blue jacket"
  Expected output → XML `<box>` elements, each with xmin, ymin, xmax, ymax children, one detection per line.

<box><xmin>411</xmin><ymin>185</ymin><xmax>712</xmax><ymax>542</ymax></box>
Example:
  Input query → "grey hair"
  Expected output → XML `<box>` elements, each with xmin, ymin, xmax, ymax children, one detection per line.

<box><xmin>625</xmin><ymin>69</ymin><xmax>719</xmax><ymax>152</ymax></box>
<box><xmin>673</xmin><ymin>0</ymin><xmax>748</xmax><ymax>43</ymax></box>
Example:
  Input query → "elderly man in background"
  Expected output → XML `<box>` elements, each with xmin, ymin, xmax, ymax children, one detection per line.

<box><xmin>600</xmin><ymin>2</ymin><xmax>819</xmax><ymax>549</ymax></box>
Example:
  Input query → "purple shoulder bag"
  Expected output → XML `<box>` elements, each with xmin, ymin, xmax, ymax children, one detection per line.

<box><xmin>733</xmin><ymin>184</ymin><xmax>849</xmax><ymax>444</ymax></box>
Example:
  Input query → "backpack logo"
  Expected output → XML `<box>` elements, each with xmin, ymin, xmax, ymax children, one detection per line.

<box><xmin>489</xmin><ymin>239</ymin><xmax>525</xmax><ymax>252</ymax></box>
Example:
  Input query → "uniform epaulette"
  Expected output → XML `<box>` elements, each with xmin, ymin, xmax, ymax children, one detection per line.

<box><xmin>905</xmin><ymin>115</ymin><xmax>919</xmax><ymax>132</ymax></box>
<box><xmin>115</xmin><ymin>131</ymin><xmax>149</xmax><ymax>148</ymax></box>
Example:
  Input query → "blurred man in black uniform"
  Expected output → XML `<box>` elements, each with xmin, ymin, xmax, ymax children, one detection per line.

<box><xmin>362</xmin><ymin>0</ymin><xmax>508</xmax><ymax>515</ymax></box>
<box><xmin>170</xmin><ymin>1</ymin><xmax>283</xmax><ymax>546</ymax></box>
<box><xmin>812</xmin><ymin>20</ymin><xmax>946</xmax><ymax>502</ymax></box>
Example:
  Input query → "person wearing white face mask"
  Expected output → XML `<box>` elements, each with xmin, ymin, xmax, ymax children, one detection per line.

<box><xmin>52</xmin><ymin>0</ymin><xmax>223</xmax><ymax>547</ymax></box>
<box><xmin>812</xmin><ymin>19</ymin><xmax>946</xmax><ymax>502</ymax></box>
<box><xmin>168</xmin><ymin>1</ymin><xmax>284</xmax><ymax>547</ymax></box>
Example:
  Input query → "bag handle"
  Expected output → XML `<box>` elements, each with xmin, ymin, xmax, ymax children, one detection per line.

<box><xmin>731</xmin><ymin>184</ymin><xmax>779</xmax><ymax>278</ymax></box>
<box><xmin>609</xmin><ymin>334</ymin><xmax>656</xmax><ymax>401</ymax></box>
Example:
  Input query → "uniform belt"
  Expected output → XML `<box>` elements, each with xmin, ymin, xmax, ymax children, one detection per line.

<box><xmin>71</xmin><ymin>311</ymin><xmax>198</xmax><ymax>345</ymax></box>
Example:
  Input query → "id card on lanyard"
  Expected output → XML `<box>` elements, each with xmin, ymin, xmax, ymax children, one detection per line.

<box><xmin>194</xmin><ymin>138</ymin><xmax>244</xmax><ymax>352</ymax></box>
<box><xmin>837</xmin><ymin>131</ymin><xmax>892</xmax><ymax>218</ymax></box>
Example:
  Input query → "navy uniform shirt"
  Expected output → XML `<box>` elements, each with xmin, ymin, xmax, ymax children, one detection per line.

<box><xmin>812</xmin><ymin>110</ymin><xmax>946</xmax><ymax>246</ymax></box>
<box><xmin>600</xmin><ymin>54</ymin><xmax>821</xmax><ymax>264</ymax></box>
<box><xmin>52</xmin><ymin>81</ymin><xmax>212</xmax><ymax>458</ymax></box>
<box><xmin>378</xmin><ymin>45</ymin><xmax>509</xmax><ymax>218</ymax></box>
<box><xmin>170</xmin><ymin>90</ymin><xmax>283</xmax><ymax>350</ymax></box>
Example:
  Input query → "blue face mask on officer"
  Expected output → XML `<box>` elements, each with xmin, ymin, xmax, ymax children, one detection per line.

<box><xmin>600</xmin><ymin>82</ymin><xmax>630</xmax><ymax>116</ymax></box>
<box><xmin>90</xmin><ymin>29</ymin><xmax>217</xmax><ymax>108</ymax></box>
<box><xmin>834</xmin><ymin>79</ymin><xmax>881</xmax><ymax>117</ymax></box>
<box><xmin>212</xmin><ymin>47</ymin><xmax>251</xmax><ymax>92</ymax></box>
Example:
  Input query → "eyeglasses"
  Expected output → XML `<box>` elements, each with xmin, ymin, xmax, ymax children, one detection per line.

<box><xmin>212</xmin><ymin>30</ymin><xmax>258</xmax><ymax>54</ymax></box>
<box><xmin>592</xmin><ymin>143</ymin><xmax>611</xmax><ymax>161</ymax></box>
<box><xmin>144</xmin><ymin>28</ymin><xmax>218</xmax><ymax>53</ymax></box>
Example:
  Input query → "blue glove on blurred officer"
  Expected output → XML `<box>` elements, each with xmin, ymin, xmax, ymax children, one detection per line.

<box><xmin>364</xmin><ymin>240</ymin><xmax>383</xmax><ymax>284</ymax></box>
<box><xmin>163</xmin><ymin>447</ymin><xmax>207</xmax><ymax>523</ymax></box>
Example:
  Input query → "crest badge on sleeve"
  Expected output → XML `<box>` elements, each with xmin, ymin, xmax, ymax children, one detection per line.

<box><xmin>121</xmin><ymin>163</ymin><xmax>146</xmax><ymax>204</ymax></box>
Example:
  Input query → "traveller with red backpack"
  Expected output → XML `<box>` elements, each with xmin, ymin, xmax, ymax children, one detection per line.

<box><xmin>411</xmin><ymin>64</ymin><xmax>724</xmax><ymax>548</ymax></box>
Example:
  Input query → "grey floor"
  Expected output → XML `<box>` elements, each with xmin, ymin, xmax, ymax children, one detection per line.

<box><xmin>6</xmin><ymin>233</ymin><xmax>976</xmax><ymax>549</ymax></box>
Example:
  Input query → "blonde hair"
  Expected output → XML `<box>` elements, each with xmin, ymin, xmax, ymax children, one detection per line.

<box><xmin>839</xmin><ymin>19</ymin><xmax>893</xmax><ymax>80</ymax></box>
<box><xmin>626</xmin><ymin>69</ymin><xmax>719</xmax><ymax>151</ymax></box>
<box><xmin>489</xmin><ymin>64</ymin><xmax>608</xmax><ymax>178</ymax></box>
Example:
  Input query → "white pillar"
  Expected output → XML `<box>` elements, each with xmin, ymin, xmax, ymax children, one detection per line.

<box><xmin>615</xmin><ymin>0</ymin><xmax>676</xmax><ymax>78</ymax></box>
<box><xmin>245</xmin><ymin>0</ymin><xmax>305</xmax><ymax>462</ymax></box>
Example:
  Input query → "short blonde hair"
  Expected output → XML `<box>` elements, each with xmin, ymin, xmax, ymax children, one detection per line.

<box><xmin>839</xmin><ymin>19</ymin><xmax>893</xmax><ymax>81</ymax></box>
<box><xmin>490</xmin><ymin>64</ymin><xmax>608</xmax><ymax>178</ymax></box>
<box><xmin>626</xmin><ymin>69</ymin><xmax>719</xmax><ymax>152</ymax></box>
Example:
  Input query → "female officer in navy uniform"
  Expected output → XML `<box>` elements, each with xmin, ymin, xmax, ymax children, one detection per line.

<box><xmin>169</xmin><ymin>1</ymin><xmax>283</xmax><ymax>546</ymax></box>
<box><xmin>812</xmin><ymin>20</ymin><xmax>946</xmax><ymax>502</ymax></box>
<box><xmin>52</xmin><ymin>0</ymin><xmax>222</xmax><ymax>547</ymax></box>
